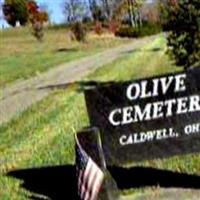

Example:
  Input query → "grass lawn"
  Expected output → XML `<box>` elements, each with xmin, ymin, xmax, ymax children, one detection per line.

<box><xmin>0</xmin><ymin>34</ymin><xmax>199</xmax><ymax>199</ymax></box>
<box><xmin>0</xmin><ymin>27</ymin><xmax>129</xmax><ymax>88</ymax></box>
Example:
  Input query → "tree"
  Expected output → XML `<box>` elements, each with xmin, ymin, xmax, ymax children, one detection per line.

<box><xmin>128</xmin><ymin>0</ymin><xmax>143</xmax><ymax>27</ymax></box>
<box><xmin>63</xmin><ymin>0</ymin><xmax>85</xmax><ymax>23</ymax></box>
<box><xmin>112</xmin><ymin>0</ymin><xmax>143</xmax><ymax>27</ymax></box>
<box><xmin>88</xmin><ymin>0</ymin><xmax>118</xmax><ymax>22</ymax></box>
<box><xmin>3</xmin><ymin>0</ymin><xmax>28</xmax><ymax>26</ymax></box>
<box><xmin>100</xmin><ymin>0</ymin><xmax>121</xmax><ymax>22</ymax></box>
<box><xmin>101</xmin><ymin>0</ymin><xmax>111</xmax><ymax>20</ymax></box>
<box><xmin>88</xmin><ymin>0</ymin><xmax>104</xmax><ymax>21</ymax></box>
<box><xmin>158</xmin><ymin>0</ymin><xmax>173</xmax><ymax>29</ymax></box>
<box><xmin>166</xmin><ymin>0</ymin><xmax>200</xmax><ymax>69</ymax></box>
<box><xmin>139</xmin><ymin>1</ymin><xmax>160</xmax><ymax>25</ymax></box>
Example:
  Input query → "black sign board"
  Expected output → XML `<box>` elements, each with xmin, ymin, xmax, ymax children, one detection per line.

<box><xmin>85</xmin><ymin>68</ymin><xmax>200</xmax><ymax>165</ymax></box>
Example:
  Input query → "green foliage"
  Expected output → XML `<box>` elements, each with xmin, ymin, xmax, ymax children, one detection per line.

<box><xmin>115</xmin><ymin>23</ymin><xmax>161</xmax><ymax>38</ymax></box>
<box><xmin>166</xmin><ymin>0</ymin><xmax>200</xmax><ymax>69</ymax></box>
<box><xmin>71</xmin><ymin>22</ymin><xmax>87</xmax><ymax>42</ymax></box>
<box><xmin>3</xmin><ymin>0</ymin><xmax>28</xmax><ymax>26</ymax></box>
<box><xmin>158</xmin><ymin>0</ymin><xmax>172</xmax><ymax>30</ymax></box>
<box><xmin>139</xmin><ymin>23</ymin><xmax>162</xmax><ymax>36</ymax></box>
<box><xmin>115</xmin><ymin>26</ymin><xmax>139</xmax><ymax>38</ymax></box>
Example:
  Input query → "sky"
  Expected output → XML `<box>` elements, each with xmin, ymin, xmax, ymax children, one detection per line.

<box><xmin>37</xmin><ymin>0</ymin><xmax>65</xmax><ymax>24</ymax></box>
<box><xmin>0</xmin><ymin>0</ymin><xmax>66</xmax><ymax>28</ymax></box>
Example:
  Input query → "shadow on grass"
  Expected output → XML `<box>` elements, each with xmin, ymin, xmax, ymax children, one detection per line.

<box><xmin>37</xmin><ymin>80</ymin><xmax>115</xmax><ymax>91</ymax></box>
<box><xmin>1</xmin><ymin>81</ymin><xmax>113</xmax><ymax>101</ymax></box>
<box><xmin>54</xmin><ymin>48</ymin><xmax>78</xmax><ymax>53</ymax></box>
<box><xmin>108</xmin><ymin>166</ymin><xmax>200</xmax><ymax>190</ymax></box>
<box><xmin>148</xmin><ymin>47</ymin><xmax>163</xmax><ymax>52</ymax></box>
<box><xmin>7</xmin><ymin>165</ymin><xmax>77</xmax><ymax>200</ymax></box>
<box><xmin>122</xmin><ymin>47</ymin><xmax>163</xmax><ymax>55</ymax></box>
<box><xmin>6</xmin><ymin>165</ymin><xmax>200</xmax><ymax>200</ymax></box>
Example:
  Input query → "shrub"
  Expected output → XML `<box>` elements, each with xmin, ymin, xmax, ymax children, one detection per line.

<box><xmin>115</xmin><ymin>26</ymin><xmax>139</xmax><ymax>38</ymax></box>
<box><xmin>71</xmin><ymin>22</ymin><xmax>87</xmax><ymax>42</ymax></box>
<box><xmin>166</xmin><ymin>0</ymin><xmax>200</xmax><ymax>69</ymax></box>
<box><xmin>138</xmin><ymin>23</ymin><xmax>161</xmax><ymax>37</ymax></box>
<box><xmin>27</xmin><ymin>1</ymin><xmax>48</xmax><ymax>41</ymax></box>
<box><xmin>32</xmin><ymin>21</ymin><xmax>43</xmax><ymax>41</ymax></box>
<box><xmin>108</xmin><ymin>21</ymin><xmax>120</xmax><ymax>34</ymax></box>
<box><xmin>94</xmin><ymin>21</ymin><xmax>104</xmax><ymax>35</ymax></box>
<box><xmin>115</xmin><ymin>23</ymin><xmax>161</xmax><ymax>38</ymax></box>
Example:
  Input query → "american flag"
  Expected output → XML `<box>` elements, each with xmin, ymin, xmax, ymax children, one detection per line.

<box><xmin>75</xmin><ymin>135</ymin><xmax>104</xmax><ymax>200</ymax></box>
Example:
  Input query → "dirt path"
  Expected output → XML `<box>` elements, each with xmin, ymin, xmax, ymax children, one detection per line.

<box><xmin>0</xmin><ymin>35</ymin><xmax>157</xmax><ymax>125</ymax></box>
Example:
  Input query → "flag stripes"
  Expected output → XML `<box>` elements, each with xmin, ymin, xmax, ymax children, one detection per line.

<box><xmin>75</xmin><ymin>135</ymin><xmax>104</xmax><ymax>200</ymax></box>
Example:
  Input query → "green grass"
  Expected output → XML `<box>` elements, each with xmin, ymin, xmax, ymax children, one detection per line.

<box><xmin>0</xmin><ymin>27</ymin><xmax>129</xmax><ymax>88</ymax></box>
<box><xmin>0</xmin><ymin>34</ymin><xmax>199</xmax><ymax>199</ymax></box>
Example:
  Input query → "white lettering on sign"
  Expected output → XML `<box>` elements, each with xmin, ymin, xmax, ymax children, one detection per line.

<box><xmin>119</xmin><ymin>127</ymin><xmax>179</xmax><ymax>146</ymax></box>
<box><xmin>108</xmin><ymin>95</ymin><xmax>200</xmax><ymax>126</ymax></box>
<box><xmin>108</xmin><ymin>73</ymin><xmax>200</xmax><ymax>126</ymax></box>
<box><xmin>126</xmin><ymin>73</ymin><xmax>186</xmax><ymax>100</ymax></box>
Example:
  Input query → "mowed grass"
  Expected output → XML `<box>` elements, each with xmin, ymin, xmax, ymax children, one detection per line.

<box><xmin>0</xmin><ymin>35</ymin><xmax>200</xmax><ymax>199</ymax></box>
<box><xmin>0</xmin><ymin>27</ymin><xmax>129</xmax><ymax>88</ymax></box>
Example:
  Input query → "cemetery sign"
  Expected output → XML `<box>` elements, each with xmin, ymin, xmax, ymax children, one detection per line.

<box><xmin>85</xmin><ymin>68</ymin><xmax>200</xmax><ymax>165</ymax></box>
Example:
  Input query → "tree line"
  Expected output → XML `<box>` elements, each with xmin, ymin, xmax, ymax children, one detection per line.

<box><xmin>2</xmin><ymin>0</ymin><xmax>159</xmax><ymax>28</ymax></box>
